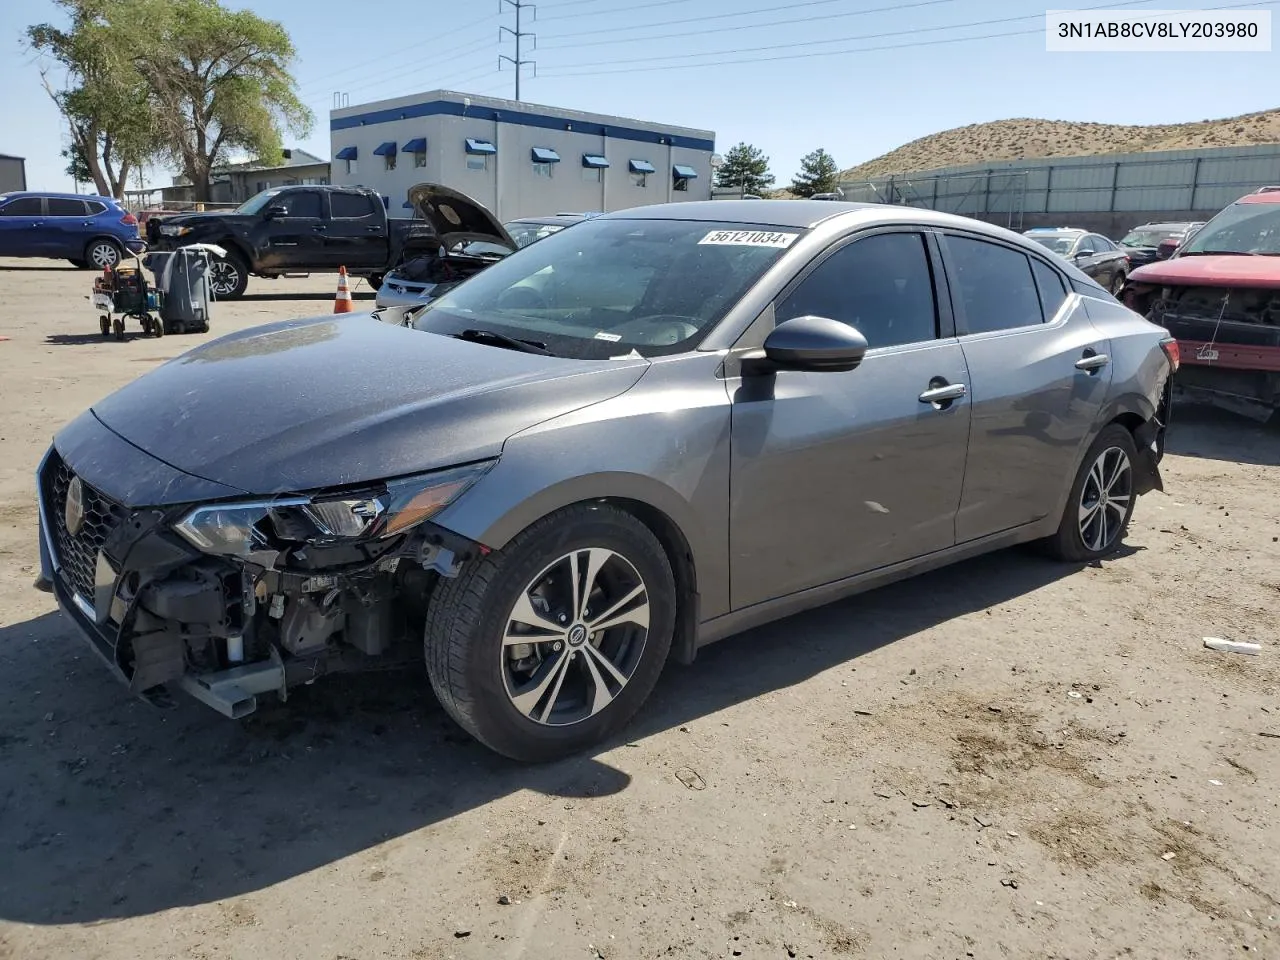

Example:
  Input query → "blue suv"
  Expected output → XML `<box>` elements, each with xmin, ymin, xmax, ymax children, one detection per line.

<box><xmin>0</xmin><ymin>192</ymin><xmax>146</xmax><ymax>268</ymax></box>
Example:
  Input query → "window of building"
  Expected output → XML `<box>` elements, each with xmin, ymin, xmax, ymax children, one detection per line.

<box><xmin>583</xmin><ymin>167</ymin><xmax>601</xmax><ymax>183</ymax></box>
<box><xmin>629</xmin><ymin>159</ymin><xmax>654</xmax><ymax>188</ymax></box>
<box><xmin>465</xmin><ymin>138</ymin><xmax>496</xmax><ymax>172</ymax></box>
<box><xmin>776</xmin><ymin>232</ymin><xmax>939</xmax><ymax>349</ymax></box>
<box><xmin>385</xmin><ymin>153</ymin><xmax>396</xmax><ymax>171</ymax></box>
<box><xmin>534</xmin><ymin>162</ymin><xmax>553</xmax><ymax>179</ymax></box>
<box><xmin>330</xmin><ymin>191</ymin><xmax>376</xmax><ymax>219</ymax></box>
<box><xmin>335</xmin><ymin>146</ymin><xmax>358</xmax><ymax>177</ymax></box>
<box><xmin>346</xmin><ymin>159</ymin><xmax>357</xmax><ymax>175</ymax></box>
<box><xmin>531</xmin><ymin>147</ymin><xmax>560</xmax><ymax>178</ymax></box>
<box><xmin>415</xmin><ymin>152</ymin><xmax>427</xmax><ymax>168</ymax></box>
<box><xmin>673</xmin><ymin>164</ymin><xmax>699</xmax><ymax>193</ymax></box>
<box><xmin>403</xmin><ymin>138</ymin><xmax>427</xmax><ymax>168</ymax></box>
<box><xmin>47</xmin><ymin>198</ymin><xmax>87</xmax><ymax>216</ymax></box>
<box><xmin>582</xmin><ymin>154</ymin><xmax>608</xmax><ymax>184</ymax></box>
<box><xmin>467</xmin><ymin>155</ymin><xmax>487</xmax><ymax>172</ymax></box>
<box><xmin>945</xmin><ymin>235</ymin><xmax>1044</xmax><ymax>334</ymax></box>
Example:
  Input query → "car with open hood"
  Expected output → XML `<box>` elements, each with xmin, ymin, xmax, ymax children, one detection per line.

<box><xmin>374</xmin><ymin>206</ymin><xmax>599</xmax><ymax>310</ymax></box>
<box><xmin>1123</xmin><ymin>187</ymin><xmax>1280</xmax><ymax>421</ymax></box>
<box><xmin>36</xmin><ymin>200</ymin><xmax>1176</xmax><ymax>762</ymax></box>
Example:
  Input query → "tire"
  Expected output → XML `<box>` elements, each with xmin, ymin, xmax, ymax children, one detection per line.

<box><xmin>1110</xmin><ymin>271</ymin><xmax>1127</xmax><ymax>296</ymax></box>
<box><xmin>208</xmin><ymin>253</ymin><xmax>249</xmax><ymax>299</ymax></box>
<box><xmin>85</xmin><ymin>238</ymin><xmax>123</xmax><ymax>270</ymax></box>
<box><xmin>424</xmin><ymin>503</ymin><xmax>677</xmax><ymax>762</ymax></box>
<box><xmin>99</xmin><ymin>315</ymin><xmax>111</xmax><ymax>337</ymax></box>
<box><xmin>1044</xmin><ymin>424</ymin><xmax>1139</xmax><ymax>562</ymax></box>
<box><xmin>366</xmin><ymin>273</ymin><xmax>384</xmax><ymax>291</ymax></box>
<box><xmin>112</xmin><ymin>316</ymin><xmax>126</xmax><ymax>342</ymax></box>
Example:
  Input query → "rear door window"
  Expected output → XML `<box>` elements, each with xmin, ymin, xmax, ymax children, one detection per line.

<box><xmin>1030</xmin><ymin>258</ymin><xmax>1069</xmax><ymax>320</ymax></box>
<box><xmin>47</xmin><ymin>198</ymin><xmax>87</xmax><ymax>216</ymax></box>
<box><xmin>330</xmin><ymin>192</ymin><xmax>376</xmax><ymax>219</ymax></box>
<box><xmin>945</xmin><ymin>235</ymin><xmax>1044</xmax><ymax>333</ymax></box>
<box><xmin>84</xmin><ymin>200</ymin><xmax>107</xmax><ymax>215</ymax></box>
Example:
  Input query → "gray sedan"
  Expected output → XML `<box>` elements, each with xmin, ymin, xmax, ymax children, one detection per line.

<box><xmin>36</xmin><ymin>201</ymin><xmax>1177</xmax><ymax>762</ymax></box>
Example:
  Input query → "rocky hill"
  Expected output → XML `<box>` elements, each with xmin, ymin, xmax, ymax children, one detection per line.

<box><xmin>839</xmin><ymin>108</ymin><xmax>1280</xmax><ymax>181</ymax></box>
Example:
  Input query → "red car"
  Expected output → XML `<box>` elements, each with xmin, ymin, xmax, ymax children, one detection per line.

<box><xmin>1123</xmin><ymin>187</ymin><xmax>1280</xmax><ymax>422</ymax></box>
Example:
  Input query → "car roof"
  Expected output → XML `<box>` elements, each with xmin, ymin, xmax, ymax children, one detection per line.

<box><xmin>1130</xmin><ymin>221</ymin><xmax>1197</xmax><ymax>230</ymax></box>
<box><xmin>0</xmin><ymin>190</ymin><xmax>116</xmax><ymax>202</ymax></box>
<box><xmin>1024</xmin><ymin>227</ymin><xmax>1086</xmax><ymax>236</ymax></box>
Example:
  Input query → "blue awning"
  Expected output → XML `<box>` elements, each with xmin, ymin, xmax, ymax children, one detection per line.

<box><xmin>465</xmin><ymin>138</ymin><xmax>496</xmax><ymax>155</ymax></box>
<box><xmin>335</xmin><ymin>146</ymin><xmax>357</xmax><ymax>161</ymax></box>
<box><xmin>673</xmin><ymin>164</ymin><xmax>699</xmax><ymax>179</ymax></box>
<box><xmin>582</xmin><ymin>154</ymin><xmax>610</xmax><ymax>169</ymax></box>
<box><xmin>402</xmin><ymin>200</ymin><xmax>415</xmax><ymax>209</ymax></box>
<box><xmin>402</xmin><ymin>137</ymin><xmax>427</xmax><ymax>153</ymax></box>
<box><xmin>373</xmin><ymin>141</ymin><xmax>397</xmax><ymax>156</ymax></box>
<box><xmin>628</xmin><ymin>159</ymin><xmax>655</xmax><ymax>174</ymax></box>
<box><xmin>531</xmin><ymin>147</ymin><xmax>561</xmax><ymax>163</ymax></box>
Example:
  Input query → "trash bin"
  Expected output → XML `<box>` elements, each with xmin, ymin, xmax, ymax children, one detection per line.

<box><xmin>146</xmin><ymin>243</ymin><xmax>224</xmax><ymax>334</ymax></box>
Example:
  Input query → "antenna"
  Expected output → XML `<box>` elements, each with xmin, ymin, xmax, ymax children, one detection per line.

<box><xmin>498</xmin><ymin>0</ymin><xmax>535</xmax><ymax>100</ymax></box>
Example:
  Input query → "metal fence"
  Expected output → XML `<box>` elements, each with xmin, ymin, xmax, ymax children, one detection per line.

<box><xmin>838</xmin><ymin>144</ymin><xmax>1280</xmax><ymax>231</ymax></box>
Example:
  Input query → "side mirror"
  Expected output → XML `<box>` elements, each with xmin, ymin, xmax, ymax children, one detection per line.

<box><xmin>263</xmin><ymin>203</ymin><xmax>288</xmax><ymax>219</ymax></box>
<box><xmin>1074</xmin><ymin>249</ymin><xmax>1091</xmax><ymax>260</ymax></box>
<box><xmin>742</xmin><ymin>315</ymin><xmax>868</xmax><ymax>375</ymax></box>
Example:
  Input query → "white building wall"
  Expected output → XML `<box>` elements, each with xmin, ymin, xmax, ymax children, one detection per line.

<box><xmin>330</xmin><ymin>91</ymin><xmax>714</xmax><ymax>220</ymax></box>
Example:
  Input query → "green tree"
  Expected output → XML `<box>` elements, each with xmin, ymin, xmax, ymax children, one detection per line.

<box><xmin>791</xmin><ymin>148</ymin><xmax>840</xmax><ymax>198</ymax></box>
<box><xmin>715</xmin><ymin>142</ymin><xmax>775</xmax><ymax>197</ymax></box>
<box><xmin>124</xmin><ymin>0</ymin><xmax>313</xmax><ymax>201</ymax></box>
<box><xmin>27</xmin><ymin>0</ymin><xmax>159</xmax><ymax>199</ymax></box>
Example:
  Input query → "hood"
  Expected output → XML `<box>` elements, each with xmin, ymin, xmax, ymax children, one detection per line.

<box><xmin>90</xmin><ymin>315</ymin><xmax>648</xmax><ymax>495</ymax></box>
<box><xmin>1129</xmin><ymin>255</ymin><xmax>1280</xmax><ymax>290</ymax></box>
<box><xmin>408</xmin><ymin>183</ymin><xmax>516</xmax><ymax>252</ymax></box>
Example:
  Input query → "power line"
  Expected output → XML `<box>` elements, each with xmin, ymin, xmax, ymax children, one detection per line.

<box><xmin>543</xmin><ymin>0</ymin><xmax>1158</xmax><ymax>69</ymax></box>
<box><xmin>537</xmin><ymin>0</ymin><xmax>694</xmax><ymax>22</ymax></box>
<box><xmin>304</xmin><ymin>33</ymin><xmax>498</xmax><ymax>99</ymax></box>
<box><xmin>296</xmin><ymin>14</ymin><xmax>497</xmax><ymax>94</ymax></box>
<box><xmin>538</xmin><ymin>0</ymin><xmax>1269</xmax><ymax>78</ymax></box>
<box><xmin>537</xmin><ymin>0</ymin><xmax>918</xmax><ymax>41</ymax></box>
<box><xmin>538</xmin><ymin>0</ymin><xmax>964</xmax><ymax>51</ymax></box>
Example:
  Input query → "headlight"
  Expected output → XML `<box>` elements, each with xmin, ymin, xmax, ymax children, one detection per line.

<box><xmin>159</xmin><ymin>225</ymin><xmax>192</xmax><ymax>237</ymax></box>
<box><xmin>173</xmin><ymin>462</ymin><xmax>493</xmax><ymax>556</ymax></box>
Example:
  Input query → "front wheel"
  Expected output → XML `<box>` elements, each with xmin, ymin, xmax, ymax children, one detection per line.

<box><xmin>365</xmin><ymin>273</ymin><xmax>384</xmax><ymax>290</ymax></box>
<box><xmin>1044</xmin><ymin>424</ymin><xmax>1138</xmax><ymax>562</ymax></box>
<box><xmin>1110</xmin><ymin>272</ymin><xmax>1127</xmax><ymax>296</ymax></box>
<box><xmin>208</xmin><ymin>253</ymin><xmax>249</xmax><ymax>298</ymax></box>
<box><xmin>424</xmin><ymin>504</ymin><xmax>677</xmax><ymax>762</ymax></box>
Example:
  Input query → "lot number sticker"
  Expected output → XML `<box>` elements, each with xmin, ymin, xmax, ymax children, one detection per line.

<box><xmin>698</xmin><ymin>230</ymin><xmax>799</xmax><ymax>248</ymax></box>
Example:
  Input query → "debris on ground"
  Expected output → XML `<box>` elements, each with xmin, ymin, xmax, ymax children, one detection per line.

<box><xmin>675</xmin><ymin>767</ymin><xmax>707</xmax><ymax>791</ymax></box>
<box><xmin>1203</xmin><ymin>637</ymin><xmax>1261</xmax><ymax>655</ymax></box>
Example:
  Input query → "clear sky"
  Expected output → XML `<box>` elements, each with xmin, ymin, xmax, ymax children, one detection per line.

<box><xmin>2</xmin><ymin>0</ymin><xmax>1277</xmax><ymax>194</ymax></box>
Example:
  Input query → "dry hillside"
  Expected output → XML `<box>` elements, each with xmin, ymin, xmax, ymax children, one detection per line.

<box><xmin>840</xmin><ymin>108</ymin><xmax>1280</xmax><ymax>180</ymax></box>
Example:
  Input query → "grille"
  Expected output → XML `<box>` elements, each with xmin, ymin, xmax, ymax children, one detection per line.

<box><xmin>44</xmin><ymin>454</ymin><xmax>127</xmax><ymax>609</ymax></box>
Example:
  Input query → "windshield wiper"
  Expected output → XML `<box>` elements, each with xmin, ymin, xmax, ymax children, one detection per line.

<box><xmin>455</xmin><ymin>328</ymin><xmax>555</xmax><ymax>356</ymax></box>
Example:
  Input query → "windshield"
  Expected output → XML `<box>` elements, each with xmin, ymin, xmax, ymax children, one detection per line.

<box><xmin>412</xmin><ymin>218</ymin><xmax>802</xmax><ymax>359</ymax></box>
<box><xmin>1120</xmin><ymin>228</ymin><xmax>1181</xmax><ymax>247</ymax></box>
<box><xmin>235</xmin><ymin>189</ymin><xmax>283</xmax><ymax>215</ymax></box>
<box><xmin>1180</xmin><ymin>201</ymin><xmax>1280</xmax><ymax>256</ymax></box>
<box><xmin>1027</xmin><ymin>234</ymin><xmax>1077</xmax><ymax>255</ymax></box>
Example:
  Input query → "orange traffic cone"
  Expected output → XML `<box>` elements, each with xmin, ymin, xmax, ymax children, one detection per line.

<box><xmin>333</xmin><ymin>266</ymin><xmax>353</xmax><ymax>313</ymax></box>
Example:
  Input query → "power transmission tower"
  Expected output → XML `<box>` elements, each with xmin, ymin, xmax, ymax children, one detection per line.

<box><xmin>499</xmin><ymin>0</ymin><xmax>535</xmax><ymax>100</ymax></box>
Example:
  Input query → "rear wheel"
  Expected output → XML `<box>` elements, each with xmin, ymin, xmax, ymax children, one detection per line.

<box><xmin>68</xmin><ymin>258</ymin><xmax>89</xmax><ymax>269</ymax></box>
<box><xmin>424</xmin><ymin>504</ymin><xmax>676</xmax><ymax>762</ymax></box>
<box><xmin>1110</xmin><ymin>271</ymin><xmax>1127</xmax><ymax>296</ymax></box>
<box><xmin>86</xmin><ymin>239</ymin><xmax>123</xmax><ymax>270</ymax></box>
<box><xmin>208</xmin><ymin>253</ymin><xmax>249</xmax><ymax>298</ymax></box>
<box><xmin>1044</xmin><ymin>424</ymin><xmax>1138</xmax><ymax>562</ymax></box>
<box><xmin>366</xmin><ymin>273</ymin><xmax>384</xmax><ymax>290</ymax></box>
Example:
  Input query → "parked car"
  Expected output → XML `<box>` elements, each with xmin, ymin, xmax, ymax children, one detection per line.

<box><xmin>1117</xmin><ymin>221</ymin><xmax>1206</xmax><ymax>270</ymax></box>
<box><xmin>1155</xmin><ymin>222</ymin><xmax>1206</xmax><ymax>261</ymax></box>
<box><xmin>1023</xmin><ymin>228</ymin><xmax>1130</xmax><ymax>294</ymax></box>
<box><xmin>1123</xmin><ymin>187</ymin><xmax>1280</xmax><ymax>421</ymax></box>
<box><xmin>36</xmin><ymin>201</ymin><xmax>1176</xmax><ymax>762</ymax></box>
<box><xmin>145</xmin><ymin>184</ymin><xmax>436</xmax><ymax>298</ymax></box>
<box><xmin>375</xmin><ymin>208</ymin><xmax>595</xmax><ymax>310</ymax></box>
<box><xmin>0</xmin><ymin>191</ymin><xmax>145</xmax><ymax>268</ymax></box>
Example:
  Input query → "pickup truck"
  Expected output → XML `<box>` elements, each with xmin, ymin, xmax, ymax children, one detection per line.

<box><xmin>146</xmin><ymin>184</ymin><xmax>435</xmax><ymax>298</ymax></box>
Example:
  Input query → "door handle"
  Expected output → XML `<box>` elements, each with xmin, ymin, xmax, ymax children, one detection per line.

<box><xmin>366</xmin><ymin>225</ymin><xmax>380</xmax><ymax>233</ymax></box>
<box><xmin>1075</xmin><ymin>352</ymin><xmax>1110</xmax><ymax>372</ymax></box>
<box><xmin>312</xmin><ymin>225</ymin><xmax>327</xmax><ymax>232</ymax></box>
<box><xmin>919</xmin><ymin>382</ymin><xmax>967</xmax><ymax>405</ymax></box>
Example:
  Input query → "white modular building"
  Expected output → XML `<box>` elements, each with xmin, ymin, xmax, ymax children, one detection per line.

<box><xmin>329</xmin><ymin>90</ymin><xmax>716</xmax><ymax>219</ymax></box>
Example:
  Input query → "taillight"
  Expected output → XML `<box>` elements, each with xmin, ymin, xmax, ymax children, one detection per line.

<box><xmin>1159</xmin><ymin>337</ymin><xmax>1180</xmax><ymax>373</ymax></box>
<box><xmin>120</xmin><ymin>212</ymin><xmax>138</xmax><ymax>226</ymax></box>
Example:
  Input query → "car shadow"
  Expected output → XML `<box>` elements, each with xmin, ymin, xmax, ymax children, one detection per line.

<box><xmin>0</xmin><ymin>263</ymin><xmax>82</xmax><ymax>272</ymax></box>
<box><xmin>1166</xmin><ymin>403</ymin><xmax>1280</xmax><ymax>467</ymax></box>
<box><xmin>44</xmin><ymin>332</ymin><xmax>175</xmax><ymax>346</ymax></box>
<box><xmin>0</xmin><ymin>545</ymin><xmax>1081</xmax><ymax>925</ymax></box>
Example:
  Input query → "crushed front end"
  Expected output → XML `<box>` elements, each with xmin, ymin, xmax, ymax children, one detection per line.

<box><xmin>36</xmin><ymin>444</ymin><xmax>489</xmax><ymax>719</ymax></box>
<box><xmin>1125</xmin><ymin>281</ymin><xmax>1280</xmax><ymax>421</ymax></box>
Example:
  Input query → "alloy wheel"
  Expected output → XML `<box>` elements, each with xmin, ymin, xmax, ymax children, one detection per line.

<box><xmin>89</xmin><ymin>242</ymin><xmax>120</xmax><ymax>268</ymax></box>
<box><xmin>1078</xmin><ymin>446</ymin><xmax>1132</xmax><ymax>552</ymax></box>
<box><xmin>501</xmin><ymin>547</ymin><xmax>650</xmax><ymax>727</ymax></box>
<box><xmin>209</xmin><ymin>260</ymin><xmax>240</xmax><ymax>297</ymax></box>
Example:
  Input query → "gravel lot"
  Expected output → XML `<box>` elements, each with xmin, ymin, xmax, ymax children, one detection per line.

<box><xmin>0</xmin><ymin>257</ymin><xmax>1277</xmax><ymax>960</ymax></box>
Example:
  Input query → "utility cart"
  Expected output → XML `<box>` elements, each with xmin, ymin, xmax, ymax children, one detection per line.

<box><xmin>91</xmin><ymin>255</ymin><xmax>162</xmax><ymax>340</ymax></box>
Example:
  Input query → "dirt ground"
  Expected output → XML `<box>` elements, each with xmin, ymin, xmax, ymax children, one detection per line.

<box><xmin>0</xmin><ymin>257</ymin><xmax>1276</xmax><ymax>960</ymax></box>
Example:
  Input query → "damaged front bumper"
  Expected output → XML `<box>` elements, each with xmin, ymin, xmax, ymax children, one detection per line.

<box><xmin>36</xmin><ymin>441</ymin><xmax>483</xmax><ymax>720</ymax></box>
